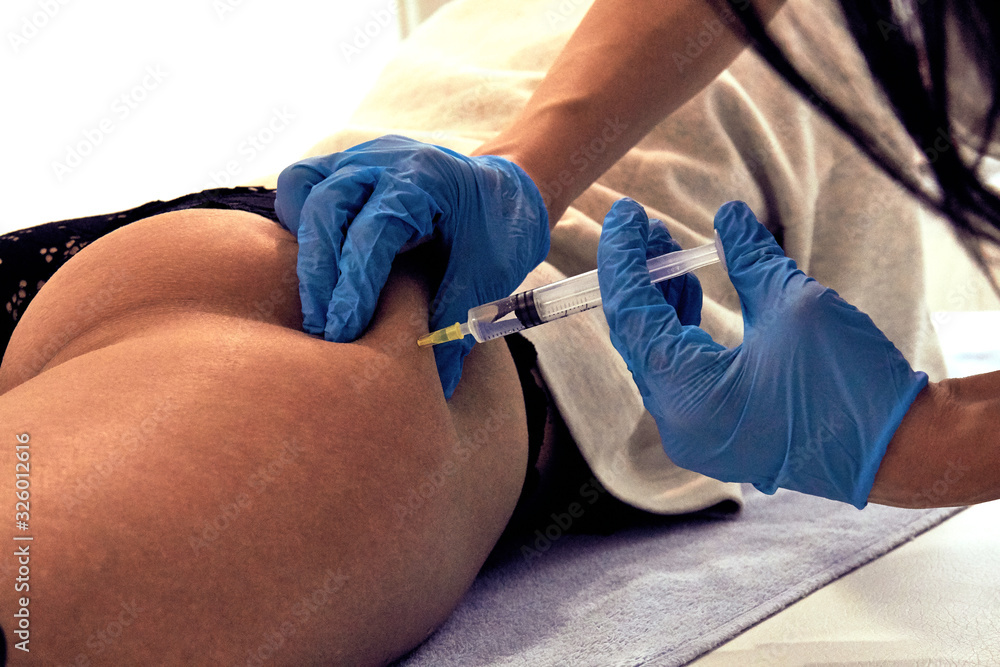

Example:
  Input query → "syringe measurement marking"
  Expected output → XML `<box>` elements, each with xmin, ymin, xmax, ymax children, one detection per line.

<box><xmin>541</xmin><ymin>292</ymin><xmax>601</xmax><ymax>319</ymax></box>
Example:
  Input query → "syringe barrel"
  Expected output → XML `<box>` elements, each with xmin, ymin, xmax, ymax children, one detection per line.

<box><xmin>646</xmin><ymin>239</ymin><xmax>721</xmax><ymax>282</ymax></box>
<box><xmin>464</xmin><ymin>238</ymin><xmax>721</xmax><ymax>343</ymax></box>
<box><xmin>522</xmin><ymin>239</ymin><xmax>720</xmax><ymax>324</ymax></box>
<box><xmin>532</xmin><ymin>271</ymin><xmax>601</xmax><ymax>321</ymax></box>
<box><xmin>464</xmin><ymin>271</ymin><xmax>602</xmax><ymax>343</ymax></box>
<box><xmin>465</xmin><ymin>296</ymin><xmax>526</xmax><ymax>342</ymax></box>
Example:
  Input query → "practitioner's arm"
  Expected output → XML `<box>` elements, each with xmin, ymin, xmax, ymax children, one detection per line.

<box><xmin>473</xmin><ymin>0</ymin><xmax>788</xmax><ymax>224</ymax></box>
<box><xmin>869</xmin><ymin>372</ymin><xmax>1000</xmax><ymax>508</ymax></box>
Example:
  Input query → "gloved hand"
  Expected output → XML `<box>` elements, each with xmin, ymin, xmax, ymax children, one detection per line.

<box><xmin>597</xmin><ymin>199</ymin><xmax>928</xmax><ymax>508</ymax></box>
<box><xmin>275</xmin><ymin>135</ymin><xmax>551</xmax><ymax>398</ymax></box>
<box><xmin>622</xmin><ymin>201</ymin><xmax>705</xmax><ymax>328</ymax></box>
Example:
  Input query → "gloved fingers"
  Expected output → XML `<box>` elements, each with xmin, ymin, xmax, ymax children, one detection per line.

<box><xmin>663</xmin><ymin>271</ymin><xmax>703</xmax><ymax>328</ymax></box>
<box><xmin>646</xmin><ymin>219</ymin><xmax>703</xmax><ymax>327</ymax></box>
<box><xmin>275</xmin><ymin>155</ymin><xmax>349</xmax><ymax>234</ymax></box>
<box><xmin>646</xmin><ymin>218</ymin><xmax>682</xmax><ymax>257</ymax></box>
<box><xmin>598</xmin><ymin>199</ymin><xmax>664</xmax><ymax>306</ymax></box>
<box><xmin>295</xmin><ymin>207</ymin><xmax>346</xmax><ymax>337</ymax></box>
<box><xmin>296</xmin><ymin>165</ymin><xmax>383</xmax><ymax>235</ymax></box>
<box><xmin>599</xmin><ymin>199</ymin><xmax>723</xmax><ymax>377</ymax></box>
<box><xmin>294</xmin><ymin>168</ymin><xmax>383</xmax><ymax>335</ymax></box>
<box><xmin>598</xmin><ymin>200</ymin><xmax>693</xmax><ymax>354</ymax></box>
<box><xmin>275</xmin><ymin>139</ymin><xmax>423</xmax><ymax>233</ymax></box>
<box><xmin>322</xmin><ymin>217</ymin><xmax>412</xmax><ymax>343</ymax></box>
<box><xmin>322</xmin><ymin>176</ymin><xmax>442</xmax><ymax>342</ymax></box>
<box><xmin>713</xmin><ymin>201</ymin><xmax>802</xmax><ymax>326</ymax></box>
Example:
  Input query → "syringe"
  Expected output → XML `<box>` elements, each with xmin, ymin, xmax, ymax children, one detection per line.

<box><xmin>417</xmin><ymin>231</ymin><xmax>726</xmax><ymax>348</ymax></box>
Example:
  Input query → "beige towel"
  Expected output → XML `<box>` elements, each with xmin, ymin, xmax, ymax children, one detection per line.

<box><xmin>268</xmin><ymin>0</ymin><xmax>948</xmax><ymax>513</ymax></box>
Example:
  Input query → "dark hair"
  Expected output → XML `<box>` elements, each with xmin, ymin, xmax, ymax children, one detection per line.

<box><xmin>721</xmin><ymin>0</ymin><xmax>1000</xmax><ymax>279</ymax></box>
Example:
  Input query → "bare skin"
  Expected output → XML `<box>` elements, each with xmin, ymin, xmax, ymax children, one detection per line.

<box><xmin>0</xmin><ymin>209</ymin><xmax>528</xmax><ymax>665</ymax></box>
<box><xmin>869</xmin><ymin>374</ymin><xmax>1000</xmax><ymax>508</ymax></box>
<box><xmin>473</xmin><ymin>0</ymin><xmax>789</xmax><ymax>223</ymax></box>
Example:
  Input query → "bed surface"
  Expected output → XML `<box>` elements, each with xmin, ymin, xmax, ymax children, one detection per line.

<box><xmin>696</xmin><ymin>311</ymin><xmax>1000</xmax><ymax>665</ymax></box>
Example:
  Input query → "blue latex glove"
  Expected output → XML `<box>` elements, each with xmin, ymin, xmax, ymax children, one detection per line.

<box><xmin>275</xmin><ymin>135</ymin><xmax>550</xmax><ymax>398</ymax></box>
<box><xmin>597</xmin><ymin>199</ymin><xmax>928</xmax><ymax>508</ymax></box>
<box><xmin>632</xmin><ymin>204</ymin><xmax>704</xmax><ymax>329</ymax></box>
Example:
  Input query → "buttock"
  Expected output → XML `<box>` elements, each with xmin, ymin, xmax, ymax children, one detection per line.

<box><xmin>1</xmin><ymin>208</ymin><xmax>302</xmax><ymax>393</ymax></box>
<box><xmin>0</xmin><ymin>191</ymin><xmax>549</xmax><ymax>527</ymax></box>
<box><xmin>0</xmin><ymin>186</ymin><xmax>281</xmax><ymax>363</ymax></box>
<box><xmin>0</xmin><ymin>205</ymin><xmax>529</xmax><ymax>664</ymax></box>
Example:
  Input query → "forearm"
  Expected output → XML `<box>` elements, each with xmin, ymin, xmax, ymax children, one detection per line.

<box><xmin>869</xmin><ymin>371</ymin><xmax>1000</xmax><ymax>508</ymax></box>
<box><xmin>472</xmin><ymin>0</ymin><xmax>787</xmax><ymax>224</ymax></box>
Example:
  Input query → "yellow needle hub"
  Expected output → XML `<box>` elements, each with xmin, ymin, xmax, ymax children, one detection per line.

<box><xmin>417</xmin><ymin>322</ymin><xmax>465</xmax><ymax>347</ymax></box>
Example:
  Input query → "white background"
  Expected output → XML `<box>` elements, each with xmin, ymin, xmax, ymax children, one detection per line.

<box><xmin>0</xmin><ymin>0</ymin><xmax>402</xmax><ymax>235</ymax></box>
